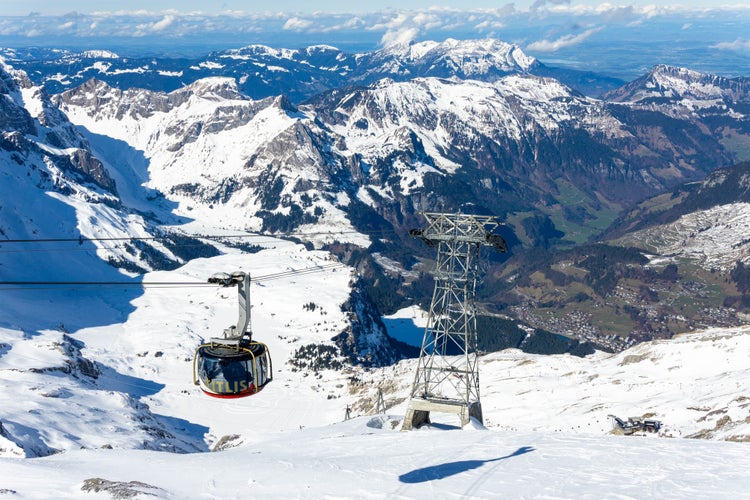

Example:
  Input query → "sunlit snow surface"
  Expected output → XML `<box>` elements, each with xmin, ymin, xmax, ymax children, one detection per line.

<box><xmin>1</xmin><ymin>416</ymin><xmax>749</xmax><ymax>498</ymax></box>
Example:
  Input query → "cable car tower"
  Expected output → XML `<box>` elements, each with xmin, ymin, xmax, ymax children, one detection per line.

<box><xmin>402</xmin><ymin>212</ymin><xmax>506</xmax><ymax>430</ymax></box>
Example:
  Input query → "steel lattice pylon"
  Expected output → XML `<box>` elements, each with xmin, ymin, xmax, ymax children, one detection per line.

<box><xmin>401</xmin><ymin>212</ymin><xmax>506</xmax><ymax>430</ymax></box>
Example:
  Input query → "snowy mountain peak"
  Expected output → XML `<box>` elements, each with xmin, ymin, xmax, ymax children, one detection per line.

<box><xmin>604</xmin><ymin>64</ymin><xmax>750</xmax><ymax>105</ymax></box>
<box><xmin>220</xmin><ymin>44</ymin><xmax>297</xmax><ymax>61</ymax></box>
<box><xmin>79</xmin><ymin>49</ymin><xmax>119</xmax><ymax>59</ymax></box>
<box><xmin>650</xmin><ymin>64</ymin><xmax>707</xmax><ymax>81</ymax></box>
<box><xmin>273</xmin><ymin>94</ymin><xmax>297</xmax><ymax>113</ymax></box>
<box><xmin>430</xmin><ymin>37</ymin><xmax>537</xmax><ymax>72</ymax></box>
<box><xmin>373</xmin><ymin>38</ymin><xmax>537</xmax><ymax>77</ymax></box>
<box><xmin>647</xmin><ymin>64</ymin><xmax>728</xmax><ymax>98</ymax></box>
<box><xmin>304</xmin><ymin>44</ymin><xmax>342</xmax><ymax>55</ymax></box>
<box><xmin>178</xmin><ymin>76</ymin><xmax>245</xmax><ymax>101</ymax></box>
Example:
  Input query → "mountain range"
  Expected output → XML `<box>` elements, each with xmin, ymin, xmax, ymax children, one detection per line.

<box><xmin>2</xmin><ymin>38</ymin><xmax>624</xmax><ymax>101</ymax></box>
<box><xmin>3</xmin><ymin>38</ymin><xmax>750</xmax><ymax>349</ymax></box>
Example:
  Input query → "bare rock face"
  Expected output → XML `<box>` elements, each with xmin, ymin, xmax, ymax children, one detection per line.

<box><xmin>65</xmin><ymin>149</ymin><xmax>118</xmax><ymax>194</ymax></box>
<box><xmin>334</xmin><ymin>276</ymin><xmax>400</xmax><ymax>367</ymax></box>
<box><xmin>81</xmin><ymin>478</ymin><xmax>166</xmax><ymax>499</ymax></box>
<box><xmin>1</xmin><ymin>67</ymin><xmax>119</xmax><ymax>196</ymax></box>
<box><xmin>0</xmin><ymin>67</ymin><xmax>37</xmax><ymax>135</ymax></box>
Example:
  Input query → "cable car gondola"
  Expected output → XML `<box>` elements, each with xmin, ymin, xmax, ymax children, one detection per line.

<box><xmin>193</xmin><ymin>271</ymin><xmax>272</xmax><ymax>398</ymax></box>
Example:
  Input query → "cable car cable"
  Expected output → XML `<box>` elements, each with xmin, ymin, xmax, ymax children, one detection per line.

<box><xmin>0</xmin><ymin>228</ymin><xmax>397</xmax><ymax>245</ymax></box>
<box><xmin>0</xmin><ymin>263</ymin><xmax>347</xmax><ymax>289</ymax></box>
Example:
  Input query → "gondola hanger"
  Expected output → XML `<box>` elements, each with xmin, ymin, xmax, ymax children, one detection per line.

<box><xmin>193</xmin><ymin>271</ymin><xmax>272</xmax><ymax>398</ymax></box>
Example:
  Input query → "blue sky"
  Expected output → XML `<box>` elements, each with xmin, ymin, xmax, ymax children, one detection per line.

<box><xmin>0</xmin><ymin>1</ymin><xmax>739</xmax><ymax>15</ymax></box>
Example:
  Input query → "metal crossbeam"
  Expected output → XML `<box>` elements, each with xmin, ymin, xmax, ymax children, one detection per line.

<box><xmin>402</xmin><ymin>213</ymin><xmax>506</xmax><ymax>430</ymax></box>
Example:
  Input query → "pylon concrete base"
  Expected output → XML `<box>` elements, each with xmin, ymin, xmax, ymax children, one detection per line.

<box><xmin>401</xmin><ymin>398</ymin><xmax>483</xmax><ymax>430</ymax></box>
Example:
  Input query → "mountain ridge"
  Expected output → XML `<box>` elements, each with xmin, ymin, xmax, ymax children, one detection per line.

<box><xmin>2</xmin><ymin>38</ymin><xmax>619</xmax><ymax>101</ymax></box>
<box><xmin>4</xmin><ymin>40</ymin><xmax>750</xmax><ymax>347</ymax></box>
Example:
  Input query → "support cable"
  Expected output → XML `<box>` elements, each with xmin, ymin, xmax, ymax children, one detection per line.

<box><xmin>0</xmin><ymin>263</ymin><xmax>346</xmax><ymax>290</ymax></box>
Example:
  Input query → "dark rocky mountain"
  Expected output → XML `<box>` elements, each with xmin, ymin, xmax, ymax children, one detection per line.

<box><xmin>305</xmin><ymin>73</ymin><xmax>736</xmax><ymax>247</ymax></box>
<box><xmin>604</xmin><ymin>160</ymin><xmax>750</xmax><ymax>239</ymax></box>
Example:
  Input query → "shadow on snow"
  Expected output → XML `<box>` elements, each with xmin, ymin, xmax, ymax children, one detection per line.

<box><xmin>398</xmin><ymin>446</ymin><xmax>536</xmax><ymax>484</ymax></box>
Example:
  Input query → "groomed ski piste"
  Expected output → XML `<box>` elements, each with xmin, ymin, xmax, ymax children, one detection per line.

<box><xmin>1</xmin><ymin>241</ymin><xmax>750</xmax><ymax>498</ymax></box>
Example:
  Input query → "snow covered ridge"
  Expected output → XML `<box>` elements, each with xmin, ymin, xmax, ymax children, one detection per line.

<box><xmin>624</xmin><ymin>202</ymin><xmax>750</xmax><ymax>272</ymax></box>
<box><xmin>5</xmin><ymin>37</ymin><xmax>544</xmax><ymax>103</ymax></box>
<box><xmin>477</xmin><ymin>326</ymin><xmax>750</xmax><ymax>442</ymax></box>
<box><xmin>604</xmin><ymin>64</ymin><xmax>750</xmax><ymax>116</ymax></box>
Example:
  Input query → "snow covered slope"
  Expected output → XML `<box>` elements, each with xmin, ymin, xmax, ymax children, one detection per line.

<box><xmin>1</xmin><ymin>317</ymin><xmax>749</xmax><ymax>497</ymax></box>
<box><xmin>2</xmin><ymin>240</ymin><xmax>749</xmax><ymax>454</ymax></box>
<box><xmin>0</xmin><ymin>244</ymin><xmax>395</xmax><ymax>456</ymax></box>
<box><xmin>622</xmin><ymin>202</ymin><xmax>750</xmax><ymax>272</ymax></box>
<box><xmin>604</xmin><ymin>64</ymin><xmax>750</xmax><ymax>110</ymax></box>
<box><xmin>52</xmin><ymin>77</ymin><xmax>367</xmax><ymax>247</ymax></box>
<box><xmin>2</xmin><ymin>417</ymin><xmax>749</xmax><ymax>499</ymax></box>
<box><xmin>0</xmin><ymin>60</ymin><xmax>193</xmax><ymax>277</ymax></box>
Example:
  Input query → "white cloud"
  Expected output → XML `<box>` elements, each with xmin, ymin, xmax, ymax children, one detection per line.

<box><xmin>531</xmin><ymin>0</ymin><xmax>571</xmax><ymax>11</ymax></box>
<box><xmin>526</xmin><ymin>26</ymin><xmax>603</xmax><ymax>52</ymax></box>
<box><xmin>367</xmin><ymin>12</ymin><xmax>409</xmax><ymax>32</ymax></box>
<box><xmin>151</xmin><ymin>15</ymin><xmax>175</xmax><ymax>32</ymax></box>
<box><xmin>369</xmin><ymin>11</ymin><xmax>450</xmax><ymax>47</ymax></box>
<box><xmin>318</xmin><ymin>16</ymin><xmax>366</xmax><ymax>33</ymax></box>
<box><xmin>134</xmin><ymin>14</ymin><xmax>176</xmax><ymax>35</ymax></box>
<box><xmin>0</xmin><ymin>6</ymin><xmax>748</xmax><ymax>56</ymax></box>
<box><xmin>475</xmin><ymin>20</ymin><xmax>505</xmax><ymax>30</ymax></box>
<box><xmin>380</xmin><ymin>26</ymin><xmax>420</xmax><ymax>47</ymax></box>
<box><xmin>339</xmin><ymin>16</ymin><xmax>365</xmax><ymax>29</ymax></box>
<box><xmin>411</xmin><ymin>12</ymin><xmax>443</xmax><ymax>31</ymax></box>
<box><xmin>283</xmin><ymin>17</ymin><xmax>313</xmax><ymax>31</ymax></box>
<box><xmin>711</xmin><ymin>39</ymin><xmax>750</xmax><ymax>52</ymax></box>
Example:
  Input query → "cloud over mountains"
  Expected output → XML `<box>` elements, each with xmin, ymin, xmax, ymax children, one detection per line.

<box><xmin>1</xmin><ymin>5</ymin><xmax>747</xmax><ymax>46</ymax></box>
<box><xmin>1</xmin><ymin>5</ymin><xmax>748</xmax><ymax>80</ymax></box>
